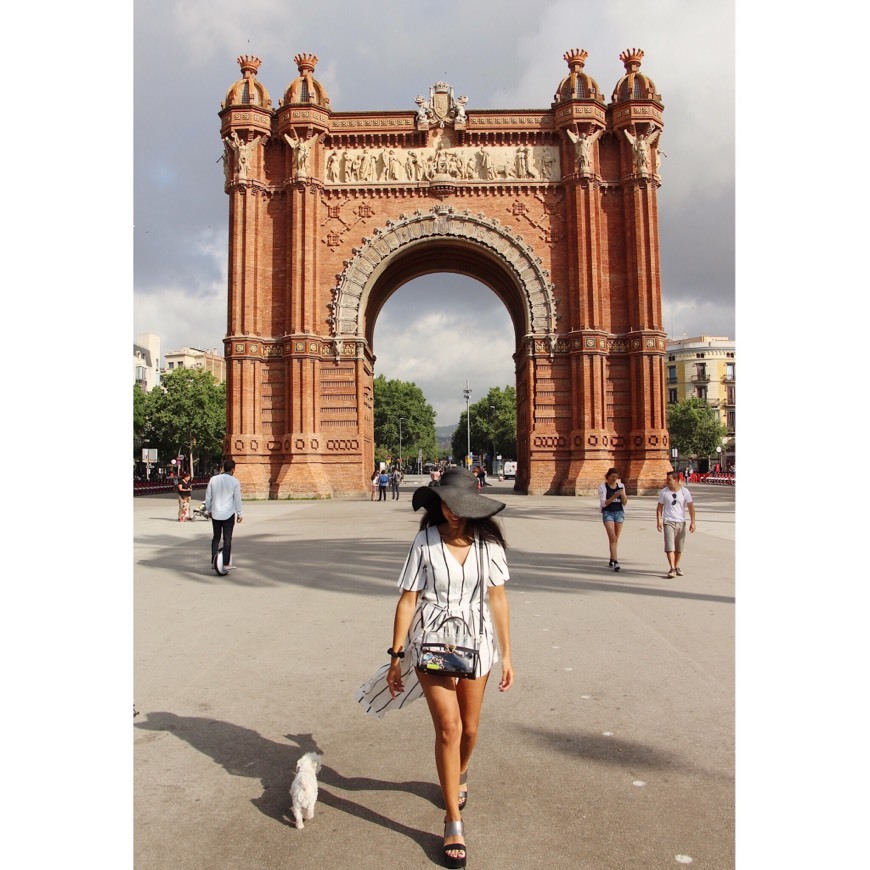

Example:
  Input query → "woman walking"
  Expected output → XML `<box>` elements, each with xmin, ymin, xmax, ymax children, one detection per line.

<box><xmin>598</xmin><ymin>467</ymin><xmax>627</xmax><ymax>570</ymax></box>
<box><xmin>356</xmin><ymin>468</ymin><xmax>514</xmax><ymax>868</ymax></box>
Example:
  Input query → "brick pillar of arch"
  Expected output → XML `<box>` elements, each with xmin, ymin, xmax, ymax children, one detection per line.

<box><xmin>219</xmin><ymin>84</ymin><xmax>671</xmax><ymax>497</ymax></box>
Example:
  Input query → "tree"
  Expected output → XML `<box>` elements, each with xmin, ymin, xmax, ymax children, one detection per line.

<box><xmin>134</xmin><ymin>384</ymin><xmax>148</xmax><ymax>451</ymax></box>
<box><xmin>146</xmin><ymin>367</ymin><xmax>226</xmax><ymax>475</ymax></box>
<box><xmin>451</xmin><ymin>386</ymin><xmax>516</xmax><ymax>467</ymax></box>
<box><xmin>372</xmin><ymin>375</ymin><xmax>438</xmax><ymax>467</ymax></box>
<box><xmin>667</xmin><ymin>398</ymin><xmax>727</xmax><ymax>460</ymax></box>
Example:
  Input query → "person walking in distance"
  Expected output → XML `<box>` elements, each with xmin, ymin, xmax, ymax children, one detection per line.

<box><xmin>391</xmin><ymin>466</ymin><xmax>403</xmax><ymax>500</ymax></box>
<box><xmin>656</xmin><ymin>470</ymin><xmax>696</xmax><ymax>578</ymax></box>
<box><xmin>597</xmin><ymin>467</ymin><xmax>627</xmax><ymax>570</ymax></box>
<box><xmin>204</xmin><ymin>459</ymin><xmax>243</xmax><ymax>571</ymax></box>
<box><xmin>177</xmin><ymin>470</ymin><xmax>193</xmax><ymax>521</ymax></box>
<box><xmin>378</xmin><ymin>468</ymin><xmax>390</xmax><ymax>502</ymax></box>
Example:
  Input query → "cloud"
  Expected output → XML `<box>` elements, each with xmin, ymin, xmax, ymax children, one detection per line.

<box><xmin>134</xmin><ymin>0</ymin><xmax>735</xmax><ymax>425</ymax></box>
<box><xmin>373</xmin><ymin>276</ymin><xmax>516</xmax><ymax>424</ymax></box>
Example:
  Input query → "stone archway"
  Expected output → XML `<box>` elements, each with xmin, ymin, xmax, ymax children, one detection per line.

<box><xmin>332</xmin><ymin>206</ymin><xmax>557</xmax><ymax>488</ymax></box>
<box><xmin>218</xmin><ymin>49</ymin><xmax>672</xmax><ymax>498</ymax></box>
<box><xmin>331</xmin><ymin>205</ymin><xmax>557</xmax><ymax>341</ymax></box>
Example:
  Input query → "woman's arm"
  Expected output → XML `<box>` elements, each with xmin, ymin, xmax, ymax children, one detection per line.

<box><xmin>387</xmin><ymin>589</ymin><xmax>419</xmax><ymax>697</ymax></box>
<box><xmin>390</xmin><ymin>589</ymin><xmax>419</xmax><ymax>652</ymax></box>
<box><xmin>487</xmin><ymin>584</ymin><xmax>514</xmax><ymax>691</ymax></box>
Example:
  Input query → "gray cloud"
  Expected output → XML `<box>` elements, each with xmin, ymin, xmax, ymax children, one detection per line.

<box><xmin>134</xmin><ymin>0</ymin><xmax>735</xmax><ymax>425</ymax></box>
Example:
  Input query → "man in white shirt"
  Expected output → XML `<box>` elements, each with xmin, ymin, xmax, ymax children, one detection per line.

<box><xmin>204</xmin><ymin>459</ymin><xmax>243</xmax><ymax>570</ymax></box>
<box><xmin>656</xmin><ymin>470</ymin><xmax>696</xmax><ymax>579</ymax></box>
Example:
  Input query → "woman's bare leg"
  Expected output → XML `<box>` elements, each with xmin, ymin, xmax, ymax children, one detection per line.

<box><xmin>419</xmin><ymin>672</ymin><xmax>483</xmax><ymax>859</ymax></box>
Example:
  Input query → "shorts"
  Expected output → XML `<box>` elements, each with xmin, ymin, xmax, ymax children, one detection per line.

<box><xmin>602</xmin><ymin>511</ymin><xmax>625</xmax><ymax>524</ymax></box>
<box><xmin>663</xmin><ymin>521</ymin><xmax>687</xmax><ymax>552</ymax></box>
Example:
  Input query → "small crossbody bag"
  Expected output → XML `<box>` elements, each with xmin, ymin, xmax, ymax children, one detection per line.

<box><xmin>417</xmin><ymin>536</ymin><xmax>486</xmax><ymax>679</ymax></box>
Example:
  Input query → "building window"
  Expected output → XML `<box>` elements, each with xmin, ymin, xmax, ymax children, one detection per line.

<box><xmin>727</xmin><ymin>410</ymin><xmax>736</xmax><ymax>431</ymax></box>
<box><xmin>726</xmin><ymin>363</ymin><xmax>735</xmax><ymax>380</ymax></box>
<box><xmin>696</xmin><ymin>386</ymin><xmax>707</xmax><ymax>401</ymax></box>
<box><xmin>696</xmin><ymin>353</ymin><xmax>705</xmax><ymax>359</ymax></box>
<box><xmin>668</xmin><ymin>389</ymin><xmax>677</xmax><ymax>404</ymax></box>
<box><xmin>668</xmin><ymin>355</ymin><xmax>675</xmax><ymax>361</ymax></box>
<box><xmin>727</xmin><ymin>386</ymin><xmax>735</xmax><ymax>404</ymax></box>
<box><xmin>667</xmin><ymin>365</ymin><xmax>677</xmax><ymax>383</ymax></box>
<box><xmin>168</xmin><ymin>362</ymin><xmax>174</xmax><ymax>369</ymax></box>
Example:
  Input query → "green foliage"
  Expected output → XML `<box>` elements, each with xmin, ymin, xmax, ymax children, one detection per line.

<box><xmin>372</xmin><ymin>375</ymin><xmax>438</xmax><ymax>466</ymax></box>
<box><xmin>144</xmin><ymin>368</ymin><xmax>226</xmax><ymax>472</ymax></box>
<box><xmin>667</xmin><ymin>397</ymin><xmax>727</xmax><ymax>459</ymax></box>
<box><xmin>133</xmin><ymin>384</ymin><xmax>148</xmax><ymax>448</ymax></box>
<box><xmin>451</xmin><ymin>386</ymin><xmax>517</xmax><ymax>464</ymax></box>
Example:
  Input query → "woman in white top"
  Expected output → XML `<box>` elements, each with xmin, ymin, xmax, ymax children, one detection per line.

<box><xmin>355</xmin><ymin>468</ymin><xmax>514</xmax><ymax>869</ymax></box>
<box><xmin>597</xmin><ymin>467</ymin><xmax>628</xmax><ymax>571</ymax></box>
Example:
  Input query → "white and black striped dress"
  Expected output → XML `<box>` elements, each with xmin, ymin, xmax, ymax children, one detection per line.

<box><xmin>355</xmin><ymin>525</ymin><xmax>509</xmax><ymax>719</ymax></box>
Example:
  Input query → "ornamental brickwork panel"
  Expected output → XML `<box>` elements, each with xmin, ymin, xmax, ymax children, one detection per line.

<box><xmin>219</xmin><ymin>48</ymin><xmax>671</xmax><ymax>497</ymax></box>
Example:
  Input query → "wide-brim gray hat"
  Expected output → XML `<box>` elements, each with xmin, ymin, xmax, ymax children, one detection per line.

<box><xmin>412</xmin><ymin>468</ymin><xmax>505</xmax><ymax>519</ymax></box>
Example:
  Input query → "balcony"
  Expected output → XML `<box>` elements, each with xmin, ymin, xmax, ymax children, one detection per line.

<box><xmin>721</xmin><ymin>374</ymin><xmax>735</xmax><ymax>384</ymax></box>
<box><xmin>691</xmin><ymin>373</ymin><xmax>711</xmax><ymax>384</ymax></box>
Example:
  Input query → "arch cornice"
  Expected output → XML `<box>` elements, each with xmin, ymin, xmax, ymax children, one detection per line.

<box><xmin>328</xmin><ymin>205</ymin><xmax>559</xmax><ymax>344</ymax></box>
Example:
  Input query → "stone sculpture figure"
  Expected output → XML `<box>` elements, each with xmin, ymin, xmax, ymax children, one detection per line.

<box><xmin>284</xmin><ymin>133</ymin><xmax>318</xmax><ymax>175</ymax></box>
<box><xmin>415</xmin><ymin>95</ymin><xmax>432</xmax><ymax>124</ymax></box>
<box><xmin>623</xmin><ymin>125</ymin><xmax>660</xmax><ymax>175</ymax></box>
<box><xmin>514</xmin><ymin>145</ymin><xmax>535</xmax><ymax>179</ymax></box>
<box><xmin>406</xmin><ymin>150</ymin><xmax>422</xmax><ymax>181</ymax></box>
<box><xmin>224</xmin><ymin>130</ymin><xmax>265</xmax><ymax>181</ymax></box>
<box><xmin>539</xmin><ymin>147</ymin><xmax>556</xmax><ymax>180</ymax></box>
<box><xmin>326</xmin><ymin>149</ymin><xmax>340</xmax><ymax>183</ymax></box>
<box><xmin>359</xmin><ymin>148</ymin><xmax>375</xmax><ymax>181</ymax></box>
<box><xmin>479</xmin><ymin>148</ymin><xmax>495</xmax><ymax>180</ymax></box>
<box><xmin>566</xmin><ymin>127</ymin><xmax>602</xmax><ymax>174</ymax></box>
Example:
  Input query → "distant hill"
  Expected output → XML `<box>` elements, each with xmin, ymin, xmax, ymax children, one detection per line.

<box><xmin>435</xmin><ymin>424</ymin><xmax>456</xmax><ymax>451</ymax></box>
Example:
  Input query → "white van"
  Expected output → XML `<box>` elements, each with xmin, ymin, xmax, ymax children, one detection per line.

<box><xmin>503</xmin><ymin>460</ymin><xmax>517</xmax><ymax>479</ymax></box>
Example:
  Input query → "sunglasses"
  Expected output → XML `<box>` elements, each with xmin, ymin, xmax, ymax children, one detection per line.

<box><xmin>672</xmin><ymin>494</ymin><xmax>678</xmax><ymax>503</ymax></box>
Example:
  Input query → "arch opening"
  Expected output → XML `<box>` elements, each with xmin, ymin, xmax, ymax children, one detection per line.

<box><xmin>372</xmin><ymin>272</ymin><xmax>518</xmax><ymax>450</ymax></box>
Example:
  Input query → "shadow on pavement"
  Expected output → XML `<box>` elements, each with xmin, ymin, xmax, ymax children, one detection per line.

<box><xmin>135</xmin><ymin>711</ymin><xmax>443</xmax><ymax>862</ymax></box>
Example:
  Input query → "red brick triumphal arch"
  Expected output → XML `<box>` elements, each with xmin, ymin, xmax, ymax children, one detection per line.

<box><xmin>218</xmin><ymin>48</ymin><xmax>671</xmax><ymax>498</ymax></box>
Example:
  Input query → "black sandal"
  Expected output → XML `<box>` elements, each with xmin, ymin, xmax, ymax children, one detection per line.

<box><xmin>443</xmin><ymin>820</ymin><xmax>467</xmax><ymax>869</ymax></box>
<box><xmin>458</xmin><ymin>770</ymin><xmax>468</xmax><ymax>810</ymax></box>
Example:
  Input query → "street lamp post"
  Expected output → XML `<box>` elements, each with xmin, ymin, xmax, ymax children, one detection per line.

<box><xmin>463</xmin><ymin>380</ymin><xmax>472</xmax><ymax>468</ymax></box>
<box><xmin>489</xmin><ymin>405</ymin><xmax>496</xmax><ymax>475</ymax></box>
<box><xmin>398</xmin><ymin>417</ymin><xmax>404</xmax><ymax>471</ymax></box>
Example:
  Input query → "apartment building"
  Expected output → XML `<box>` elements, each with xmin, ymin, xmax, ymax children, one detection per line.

<box><xmin>665</xmin><ymin>335</ymin><xmax>735</xmax><ymax>468</ymax></box>
<box><xmin>163</xmin><ymin>347</ymin><xmax>226</xmax><ymax>383</ymax></box>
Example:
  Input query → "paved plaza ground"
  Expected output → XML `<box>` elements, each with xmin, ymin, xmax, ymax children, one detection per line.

<box><xmin>134</xmin><ymin>479</ymin><xmax>735</xmax><ymax>869</ymax></box>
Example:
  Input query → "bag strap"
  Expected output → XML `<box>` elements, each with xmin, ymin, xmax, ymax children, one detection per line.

<box><xmin>476</xmin><ymin>534</ymin><xmax>485</xmax><ymax>639</ymax></box>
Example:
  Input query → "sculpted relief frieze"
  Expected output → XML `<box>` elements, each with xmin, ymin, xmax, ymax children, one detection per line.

<box><xmin>323</xmin><ymin>143</ymin><xmax>561</xmax><ymax>185</ymax></box>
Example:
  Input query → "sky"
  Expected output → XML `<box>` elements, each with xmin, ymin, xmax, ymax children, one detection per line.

<box><xmin>132</xmin><ymin>0</ymin><xmax>735</xmax><ymax>424</ymax></box>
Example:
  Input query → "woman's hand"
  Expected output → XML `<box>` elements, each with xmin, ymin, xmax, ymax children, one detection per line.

<box><xmin>498</xmin><ymin>655</ymin><xmax>514</xmax><ymax>692</ymax></box>
<box><xmin>387</xmin><ymin>659</ymin><xmax>405</xmax><ymax>698</ymax></box>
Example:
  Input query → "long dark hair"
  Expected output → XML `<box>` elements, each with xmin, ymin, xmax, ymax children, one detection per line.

<box><xmin>417</xmin><ymin>497</ymin><xmax>507</xmax><ymax>548</ymax></box>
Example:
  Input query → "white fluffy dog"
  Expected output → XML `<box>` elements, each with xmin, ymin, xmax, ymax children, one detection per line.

<box><xmin>290</xmin><ymin>752</ymin><xmax>322</xmax><ymax>829</ymax></box>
